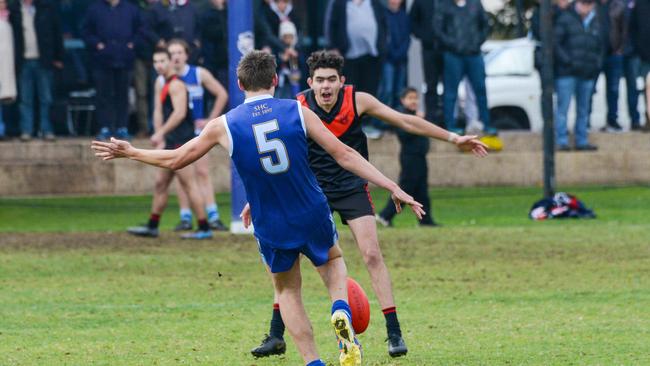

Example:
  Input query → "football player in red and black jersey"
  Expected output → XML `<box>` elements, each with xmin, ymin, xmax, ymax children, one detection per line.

<box><xmin>251</xmin><ymin>50</ymin><xmax>488</xmax><ymax>359</ymax></box>
<box><xmin>125</xmin><ymin>48</ymin><xmax>212</xmax><ymax>240</ymax></box>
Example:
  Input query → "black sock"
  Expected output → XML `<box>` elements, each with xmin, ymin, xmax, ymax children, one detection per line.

<box><xmin>383</xmin><ymin>307</ymin><xmax>402</xmax><ymax>336</ymax></box>
<box><xmin>269</xmin><ymin>303</ymin><xmax>285</xmax><ymax>339</ymax></box>
<box><xmin>148</xmin><ymin>214</ymin><xmax>161</xmax><ymax>229</ymax></box>
<box><xmin>198</xmin><ymin>218</ymin><xmax>209</xmax><ymax>231</ymax></box>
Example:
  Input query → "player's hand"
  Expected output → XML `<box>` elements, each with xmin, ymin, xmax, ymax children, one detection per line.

<box><xmin>454</xmin><ymin>135</ymin><xmax>489</xmax><ymax>157</ymax></box>
<box><xmin>150</xmin><ymin>131</ymin><xmax>164</xmax><ymax>147</ymax></box>
<box><xmin>390</xmin><ymin>187</ymin><xmax>426</xmax><ymax>220</ymax></box>
<box><xmin>240</xmin><ymin>203</ymin><xmax>251</xmax><ymax>228</ymax></box>
<box><xmin>91</xmin><ymin>137</ymin><xmax>135</xmax><ymax>160</ymax></box>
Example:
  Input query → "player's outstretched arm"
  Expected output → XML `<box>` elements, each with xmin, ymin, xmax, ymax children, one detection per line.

<box><xmin>302</xmin><ymin>106</ymin><xmax>425</xmax><ymax>218</ymax></box>
<box><xmin>91</xmin><ymin>116</ymin><xmax>230</xmax><ymax>170</ymax></box>
<box><xmin>356</xmin><ymin>92</ymin><xmax>489</xmax><ymax>157</ymax></box>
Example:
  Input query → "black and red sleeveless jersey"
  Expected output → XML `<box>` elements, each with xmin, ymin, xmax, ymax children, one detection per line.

<box><xmin>160</xmin><ymin>75</ymin><xmax>195</xmax><ymax>145</ymax></box>
<box><xmin>297</xmin><ymin>85</ymin><xmax>368</xmax><ymax>196</ymax></box>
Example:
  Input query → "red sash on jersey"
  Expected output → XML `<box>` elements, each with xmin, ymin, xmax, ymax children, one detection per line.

<box><xmin>160</xmin><ymin>75</ymin><xmax>179</xmax><ymax>104</ymax></box>
<box><xmin>297</xmin><ymin>85</ymin><xmax>357</xmax><ymax>138</ymax></box>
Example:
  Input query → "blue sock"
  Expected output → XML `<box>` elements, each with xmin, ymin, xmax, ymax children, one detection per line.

<box><xmin>180</xmin><ymin>208</ymin><xmax>192</xmax><ymax>222</ymax></box>
<box><xmin>331</xmin><ymin>299</ymin><xmax>352</xmax><ymax>321</ymax></box>
<box><xmin>306</xmin><ymin>360</ymin><xmax>326</xmax><ymax>366</ymax></box>
<box><xmin>206</xmin><ymin>204</ymin><xmax>219</xmax><ymax>221</ymax></box>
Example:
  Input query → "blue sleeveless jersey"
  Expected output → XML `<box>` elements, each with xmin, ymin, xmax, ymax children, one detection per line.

<box><xmin>224</xmin><ymin>95</ymin><xmax>330</xmax><ymax>249</ymax></box>
<box><xmin>179</xmin><ymin>65</ymin><xmax>204</xmax><ymax>121</ymax></box>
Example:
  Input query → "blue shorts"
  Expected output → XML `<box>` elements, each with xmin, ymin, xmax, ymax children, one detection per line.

<box><xmin>257</xmin><ymin>213</ymin><xmax>338</xmax><ymax>273</ymax></box>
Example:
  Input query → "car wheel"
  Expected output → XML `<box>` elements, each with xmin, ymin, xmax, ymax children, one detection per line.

<box><xmin>491</xmin><ymin>108</ymin><xmax>530</xmax><ymax>130</ymax></box>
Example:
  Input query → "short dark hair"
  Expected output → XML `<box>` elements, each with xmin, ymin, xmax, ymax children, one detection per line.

<box><xmin>306</xmin><ymin>50</ymin><xmax>344</xmax><ymax>77</ymax></box>
<box><xmin>167</xmin><ymin>38</ymin><xmax>190</xmax><ymax>55</ymax></box>
<box><xmin>237</xmin><ymin>50</ymin><xmax>277</xmax><ymax>91</ymax></box>
<box><xmin>400</xmin><ymin>86</ymin><xmax>418</xmax><ymax>99</ymax></box>
<box><xmin>153</xmin><ymin>47</ymin><xmax>171</xmax><ymax>59</ymax></box>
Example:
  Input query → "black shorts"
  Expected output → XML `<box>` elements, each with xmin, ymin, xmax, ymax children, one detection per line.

<box><xmin>326</xmin><ymin>184</ymin><xmax>375</xmax><ymax>225</ymax></box>
<box><xmin>164</xmin><ymin>139</ymin><xmax>191</xmax><ymax>150</ymax></box>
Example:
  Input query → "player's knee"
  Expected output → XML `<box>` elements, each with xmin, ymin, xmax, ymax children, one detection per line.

<box><xmin>276</xmin><ymin>285</ymin><xmax>300</xmax><ymax>301</ymax></box>
<box><xmin>196</xmin><ymin>166</ymin><xmax>209</xmax><ymax>179</ymax></box>
<box><xmin>362</xmin><ymin>245</ymin><xmax>383</xmax><ymax>268</ymax></box>
<box><xmin>177</xmin><ymin>176</ymin><xmax>195</xmax><ymax>192</ymax></box>
<box><xmin>154</xmin><ymin>179</ymin><xmax>168</xmax><ymax>194</ymax></box>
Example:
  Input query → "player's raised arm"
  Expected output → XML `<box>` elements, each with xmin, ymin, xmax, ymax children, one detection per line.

<box><xmin>91</xmin><ymin>116</ymin><xmax>230</xmax><ymax>170</ymax></box>
<box><xmin>356</xmin><ymin>92</ymin><xmax>489</xmax><ymax>157</ymax></box>
<box><xmin>302</xmin><ymin>106</ymin><xmax>425</xmax><ymax>218</ymax></box>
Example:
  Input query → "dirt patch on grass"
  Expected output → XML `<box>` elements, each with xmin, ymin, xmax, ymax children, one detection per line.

<box><xmin>0</xmin><ymin>232</ymin><xmax>255</xmax><ymax>251</ymax></box>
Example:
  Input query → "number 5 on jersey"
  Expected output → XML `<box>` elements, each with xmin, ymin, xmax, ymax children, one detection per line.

<box><xmin>253</xmin><ymin>120</ymin><xmax>290</xmax><ymax>174</ymax></box>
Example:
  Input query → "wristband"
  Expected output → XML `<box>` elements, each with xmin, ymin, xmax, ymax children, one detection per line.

<box><xmin>447</xmin><ymin>132</ymin><xmax>459</xmax><ymax>143</ymax></box>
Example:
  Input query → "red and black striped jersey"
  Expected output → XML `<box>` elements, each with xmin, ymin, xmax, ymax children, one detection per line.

<box><xmin>297</xmin><ymin>85</ymin><xmax>368</xmax><ymax>196</ymax></box>
<box><xmin>160</xmin><ymin>75</ymin><xmax>195</xmax><ymax>145</ymax></box>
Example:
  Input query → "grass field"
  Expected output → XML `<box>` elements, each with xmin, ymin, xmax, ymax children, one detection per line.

<box><xmin>1</xmin><ymin>186</ymin><xmax>649</xmax><ymax>365</ymax></box>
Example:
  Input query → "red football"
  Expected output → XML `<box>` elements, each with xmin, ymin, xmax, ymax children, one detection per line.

<box><xmin>347</xmin><ymin>277</ymin><xmax>370</xmax><ymax>334</ymax></box>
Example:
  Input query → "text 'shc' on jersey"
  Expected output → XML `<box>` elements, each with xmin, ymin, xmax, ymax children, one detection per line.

<box><xmin>224</xmin><ymin>95</ymin><xmax>329</xmax><ymax>249</ymax></box>
<box><xmin>297</xmin><ymin>85</ymin><xmax>368</xmax><ymax>197</ymax></box>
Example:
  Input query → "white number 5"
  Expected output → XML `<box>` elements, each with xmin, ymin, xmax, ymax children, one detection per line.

<box><xmin>253</xmin><ymin>120</ymin><xmax>290</xmax><ymax>174</ymax></box>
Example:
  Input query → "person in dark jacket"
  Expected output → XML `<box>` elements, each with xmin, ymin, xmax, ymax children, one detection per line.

<box><xmin>133</xmin><ymin>0</ymin><xmax>159</xmax><ymax>137</ymax></box>
<box><xmin>261</xmin><ymin>0</ymin><xmax>301</xmax><ymax>38</ymax></box>
<box><xmin>434</xmin><ymin>0</ymin><xmax>495</xmax><ymax>136</ymax></box>
<box><xmin>530</xmin><ymin>0</ymin><xmax>570</xmax><ymax>70</ymax></box>
<box><xmin>376</xmin><ymin>87</ymin><xmax>436</xmax><ymax>227</ymax></box>
<box><xmin>630</xmin><ymin>0</ymin><xmax>650</xmax><ymax>128</ymax></box>
<box><xmin>326</xmin><ymin>0</ymin><xmax>388</xmax><ymax>138</ymax></box>
<box><xmin>326</xmin><ymin>0</ymin><xmax>386</xmax><ymax>94</ymax></box>
<box><xmin>9</xmin><ymin>0</ymin><xmax>64</xmax><ymax>142</ymax></box>
<box><xmin>600</xmin><ymin>0</ymin><xmax>640</xmax><ymax>132</ymax></box>
<box><xmin>378</xmin><ymin>0</ymin><xmax>410</xmax><ymax>109</ymax></box>
<box><xmin>83</xmin><ymin>0</ymin><xmax>143</xmax><ymax>141</ymax></box>
<box><xmin>201</xmin><ymin>0</ymin><xmax>228</xmax><ymax>86</ymax></box>
<box><xmin>554</xmin><ymin>0</ymin><xmax>603</xmax><ymax>150</ymax></box>
<box><xmin>149</xmin><ymin>0</ymin><xmax>200</xmax><ymax>60</ymax></box>
<box><xmin>409</xmin><ymin>0</ymin><xmax>443</xmax><ymax>124</ymax></box>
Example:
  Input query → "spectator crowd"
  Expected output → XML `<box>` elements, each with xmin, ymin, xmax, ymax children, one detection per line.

<box><xmin>0</xmin><ymin>0</ymin><xmax>648</xmax><ymax>148</ymax></box>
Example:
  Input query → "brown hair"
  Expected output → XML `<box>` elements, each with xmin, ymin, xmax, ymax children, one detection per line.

<box><xmin>153</xmin><ymin>46</ymin><xmax>171</xmax><ymax>59</ymax></box>
<box><xmin>236</xmin><ymin>50</ymin><xmax>277</xmax><ymax>91</ymax></box>
<box><xmin>167</xmin><ymin>38</ymin><xmax>190</xmax><ymax>55</ymax></box>
<box><xmin>306</xmin><ymin>50</ymin><xmax>344</xmax><ymax>77</ymax></box>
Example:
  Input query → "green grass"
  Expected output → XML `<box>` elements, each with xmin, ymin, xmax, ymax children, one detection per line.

<box><xmin>1</xmin><ymin>186</ymin><xmax>649</xmax><ymax>365</ymax></box>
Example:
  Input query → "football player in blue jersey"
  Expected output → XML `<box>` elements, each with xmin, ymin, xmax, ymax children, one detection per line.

<box><xmin>92</xmin><ymin>50</ymin><xmax>425</xmax><ymax>366</ymax></box>
<box><xmin>253</xmin><ymin>50</ymin><xmax>489</xmax><ymax>359</ymax></box>
<box><xmin>167</xmin><ymin>39</ymin><xmax>229</xmax><ymax>232</ymax></box>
